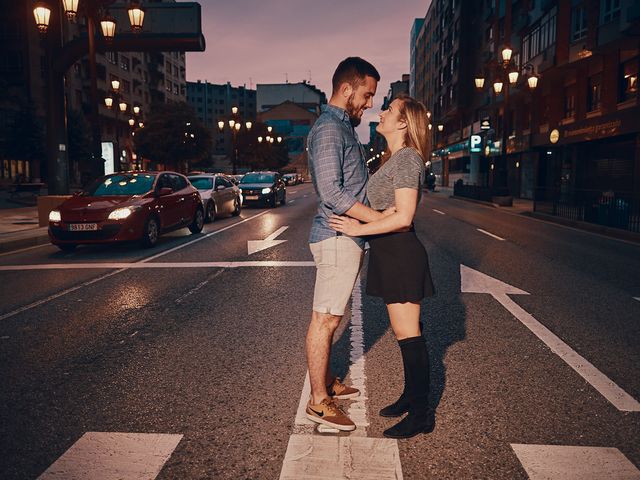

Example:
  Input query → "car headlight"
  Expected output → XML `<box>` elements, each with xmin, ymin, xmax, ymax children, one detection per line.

<box><xmin>262</xmin><ymin>187</ymin><xmax>272</xmax><ymax>194</ymax></box>
<box><xmin>49</xmin><ymin>210</ymin><xmax>61</xmax><ymax>222</ymax></box>
<box><xmin>108</xmin><ymin>206</ymin><xmax>138</xmax><ymax>220</ymax></box>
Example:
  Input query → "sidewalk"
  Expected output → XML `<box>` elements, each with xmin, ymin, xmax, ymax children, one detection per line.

<box><xmin>441</xmin><ymin>186</ymin><xmax>640</xmax><ymax>244</ymax></box>
<box><xmin>0</xmin><ymin>200</ymin><xmax>50</xmax><ymax>254</ymax></box>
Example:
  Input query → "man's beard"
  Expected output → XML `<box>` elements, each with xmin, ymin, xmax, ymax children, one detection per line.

<box><xmin>346</xmin><ymin>94</ymin><xmax>362</xmax><ymax>127</ymax></box>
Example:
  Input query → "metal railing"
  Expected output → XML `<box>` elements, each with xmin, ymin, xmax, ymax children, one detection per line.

<box><xmin>534</xmin><ymin>188</ymin><xmax>640</xmax><ymax>233</ymax></box>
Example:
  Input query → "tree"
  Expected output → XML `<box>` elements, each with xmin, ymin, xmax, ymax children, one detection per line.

<box><xmin>238</xmin><ymin>122</ymin><xmax>289</xmax><ymax>171</ymax></box>
<box><xmin>1</xmin><ymin>101</ymin><xmax>45</xmax><ymax>180</ymax></box>
<box><xmin>134</xmin><ymin>102</ymin><xmax>212</xmax><ymax>172</ymax></box>
<box><xmin>66</xmin><ymin>108</ymin><xmax>92</xmax><ymax>184</ymax></box>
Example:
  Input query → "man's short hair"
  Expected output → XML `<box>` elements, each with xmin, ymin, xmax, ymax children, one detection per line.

<box><xmin>332</xmin><ymin>57</ymin><xmax>380</xmax><ymax>93</ymax></box>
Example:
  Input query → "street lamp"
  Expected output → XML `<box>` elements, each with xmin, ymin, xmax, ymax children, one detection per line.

<box><xmin>62</xmin><ymin>0</ymin><xmax>79</xmax><ymax>20</ymax></box>
<box><xmin>128</xmin><ymin>0</ymin><xmax>145</xmax><ymax>32</ymax></box>
<box><xmin>104</xmin><ymin>81</ymin><xmax>128</xmax><ymax>171</ymax></box>
<box><xmin>473</xmin><ymin>46</ymin><xmax>540</xmax><ymax>196</ymax></box>
<box><xmin>218</xmin><ymin>106</ymin><xmax>253</xmax><ymax>174</ymax></box>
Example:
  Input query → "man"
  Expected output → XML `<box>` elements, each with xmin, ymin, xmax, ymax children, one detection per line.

<box><xmin>305</xmin><ymin>57</ymin><xmax>385</xmax><ymax>431</ymax></box>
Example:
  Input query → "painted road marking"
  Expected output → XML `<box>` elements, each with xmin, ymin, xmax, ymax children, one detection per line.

<box><xmin>289</xmin><ymin>200</ymin><xmax>296</xmax><ymax>204</ymax></box>
<box><xmin>634</xmin><ymin>297</ymin><xmax>640</xmax><ymax>302</ymax></box>
<box><xmin>477</xmin><ymin>228</ymin><xmax>506</xmax><ymax>241</ymax></box>
<box><xmin>248</xmin><ymin>226</ymin><xmax>289</xmax><ymax>255</ymax></box>
<box><xmin>38</xmin><ymin>432</ymin><xmax>182</xmax><ymax>480</ymax></box>
<box><xmin>432</xmin><ymin>209</ymin><xmax>446</xmax><ymax>215</ymax></box>
<box><xmin>0</xmin><ymin>243</ymin><xmax>50</xmax><ymax>257</ymax></box>
<box><xmin>0</xmin><ymin>211</ymin><xmax>272</xmax><ymax>322</ymax></box>
<box><xmin>283</xmin><ymin>274</ymin><xmax>402</xmax><ymax>479</ymax></box>
<box><xmin>347</xmin><ymin>279</ymin><xmax>369</xmax><ymax>433</ymax></box>
<box><xmin>280</xmin><ymin>436</ymin><xmax>402</xmax><ymax>480</ymax></box>
<box><xmin>0</xmin><ymin>261</ymin><xmax>316</xmax><ymax>272</ymax></box>
<box><xmin>511</xmin><ymin>444</ymin><xmax>640</xmax><ymax>480</ymax></box>
<box><xmin>461</xmin><ymin>265</ymin><xmax>640</xmax><ymax>412</ymax></box>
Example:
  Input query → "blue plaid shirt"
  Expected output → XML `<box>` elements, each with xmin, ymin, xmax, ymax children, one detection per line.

<box><xmin>308</xmin><ymin>104</ymin><xmax>368</xmax><ymax>248</ymax></box>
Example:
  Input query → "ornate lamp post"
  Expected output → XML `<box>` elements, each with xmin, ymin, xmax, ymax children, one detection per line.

<box><xmin>33</xmin><ymin>0</ymin><xmax>146</xmax><ymax>192</ymax></box>
<box><xmin>474</xmin><ymin>46</ymin><xmax>539</xmax><ymax>194</ymax></box>
<box><xmin>104</xmin><ymin>79</ymin><xmax>128</xmax><ymax>171</ymax></box>
<box><xmin>217</xmin><ymin>107</ymin><xmax>252</xmax><ymax>174</ymax></box>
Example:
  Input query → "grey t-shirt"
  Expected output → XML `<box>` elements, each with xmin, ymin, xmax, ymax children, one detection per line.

<box><xmin>367</xmin><ymin>147</ymin><xmax>425</xmax><ymax>210</ymax></box>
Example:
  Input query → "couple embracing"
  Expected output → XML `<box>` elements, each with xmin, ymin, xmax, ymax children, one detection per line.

<box><xmin>305</xmin><ymin>57</ymin><xmax>436</xmax><ymax>439</ymax></box>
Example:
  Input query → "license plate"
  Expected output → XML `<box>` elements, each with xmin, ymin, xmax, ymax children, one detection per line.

<box><xmin>69</xmin><ymin>223</ymin><xmax>98</xmax><ymax>231</ymax></box>
<box><xmin>245</xmin><ymin>195</ymin><xmax>259</xmax><ymax>200</ymax></box>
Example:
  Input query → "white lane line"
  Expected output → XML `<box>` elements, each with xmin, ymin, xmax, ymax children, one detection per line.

<box><xmin>477</xmin><ymin>228</ymin><xmax>506</xmax><ymax>241</ymax></box>
<box><xmin>280</xmin><ymin>436</ymin><xmax>403</xmax><ymax>480</ymax></box>
<box><xmin>0</xmin><ymin>211</ymin><xmax>271</xmax><ymax>322</ymax></box>
<box><xmin>283</xmin><ymin>274</ymin><xmax>402</xmax><ymax>479</ymax></box>
<box><xmin>497</xmin><ymin>292</ymin><xmax>640</xmax><ymax>412</ymax></box>
<box><xmin>634</xmin><ymin>297</ymin><xmax>640</xmax><ymax>302</ymax></box>
<box><xmin>38</xmin><ymin>432</ymin><xmax>183</xmax><ymax>480</ymax></box>
<box><xmin>461</xmin><ymin>265</ymin><xmax>640</xmax><ymax>412</ymax></box>
<box><xmin>432</xmin><ymin>209</ymin><xmax>446</xmax><ymax>215</ymax></box>
<box><xmin>143</xmin><ymin>210</ymin><xmax>270</xmax><ymax>262</ymax></box>
<box><xmin>0</xmin><ymin>261</ymin><xmax>316</xmax><ymax>271</ymax></box>
<box><xmin>347</xmin><ymin>278</ymin><xmax>369</xmax><ymax>433</ymax></box>
<box><xmin>289</xmin><ymin>200</ymin><xmax>296</xmax><ymax>204</ymax></box>
<box><xmin>511</xmin><ymin>444</ymin><xmax>640</xmax><ymax>480</ymax></box>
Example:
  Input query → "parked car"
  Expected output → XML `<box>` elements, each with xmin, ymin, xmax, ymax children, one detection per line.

<box><xmin>239</xmin><ymin>171</ymin><xmax>286</xmax><ymax>207</ymax></box>
<box><xmin>188</xmin><ymin>173</ymin><xmax>242</xmax><ymax>222</ymax></box>
<box><xmin>283</xmin><ymin>173</ymin><xmax>298</xmax><ymax>186</ymax></box>
<box><xmin>48</xmin><ymin>171</ymin><xmax>204</xmax><ymax>251</ymax></box>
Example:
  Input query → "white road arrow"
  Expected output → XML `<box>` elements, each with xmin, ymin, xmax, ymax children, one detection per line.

<box><xmin>248</xmin><ymin>226</ymin><xmax>289</xmax><ymax>255</ymax></box>
<box><xmin>460</xmin><ymin>264</ymin><xmax>640</xmax><ymax>412</ymax></box>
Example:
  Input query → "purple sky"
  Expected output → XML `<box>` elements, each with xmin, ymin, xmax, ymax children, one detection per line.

<box><xmin>186</xmin><ymin>0</ymin><xmax>431</xmax><ymax>142</ymax></box>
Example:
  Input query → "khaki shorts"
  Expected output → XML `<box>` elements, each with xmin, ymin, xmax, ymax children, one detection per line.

<box><xmin>310</xmin><ymin>236</ymin><xmax>364</xmax><ymax>316</ymax></box>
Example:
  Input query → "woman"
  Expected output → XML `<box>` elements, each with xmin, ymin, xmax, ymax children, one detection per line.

<box><xmin>329</xmin><ymin>94</ymin><xmax>435</xmax><ymax>439</ymax></box>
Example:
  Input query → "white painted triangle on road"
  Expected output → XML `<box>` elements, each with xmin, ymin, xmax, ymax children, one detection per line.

<box><xmin>38</xmin><ymin>432</ymin><xmax>183</xmax><ymax>480</ymax></box>
<box><xmin>511</xmin><ymin>444</ymin><xmax>640</xmax><ymax>480</ymax></box>
<box><xmin>248</xmin><ymin>226</ymin><xmax>289</xmax><ymax>255</ymax></box>
<box><xmin>460</xmin><ymin>264</ymin><xmax>640</xmax><ymax>412</ymax></box>
<box><xmin>460</xmin><ymin>264</ymin><xmax>530</xmax><ymax>295</ymax></box>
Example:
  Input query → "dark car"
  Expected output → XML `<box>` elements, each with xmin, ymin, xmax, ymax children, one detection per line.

<box><xmin>283</xmin><ymin>173</ymin><xmax>298</xmax><ymax>186</ymax></box>
<box><xmin>48</xmin><ymin>171</ymin><xmax>204</xmax><ymax>251</ymax></box>
<box><xmin>239</xmin><ymin>171</ymin><xmax>286</xmax><ymax>207</ymax></box>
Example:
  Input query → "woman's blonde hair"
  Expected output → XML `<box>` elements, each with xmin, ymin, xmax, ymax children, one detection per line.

<box><xmin>384</xmin><ymin>94</ymin><xmax>430</xmax><ymax>164</ymax></box>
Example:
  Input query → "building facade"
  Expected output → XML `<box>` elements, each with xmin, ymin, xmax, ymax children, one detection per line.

<box><xmin>0</xmin><ymin>0</ymin><xmax>188</xmax><ymax>185</ymax></box>
<box><xmin>186</xmin><ymin>81</ymin><xmax>256</xmax><ymax>171</ymax></box>
<box><xmin>412</xmin><ymin>0</ymin><xmax>639</xmax><ymax>225</ymax></box>
<box><xmin>256</xmin><ymin>82</ymin><xmax>327</xmax><ymax>115</ymax></box>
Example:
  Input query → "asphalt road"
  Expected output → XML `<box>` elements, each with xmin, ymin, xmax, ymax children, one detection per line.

<box><xmin>0</xmin><ymin>183</ymin><xmax>638</xmax><ymax>479</ymax></box>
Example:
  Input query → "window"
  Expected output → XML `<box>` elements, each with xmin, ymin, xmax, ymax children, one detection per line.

<box><xmin>122</xmin><ymin>80</ymin><xmax>130</xmax><ymax>94</ymax></box>
<box><xmin>166</xmin><ymin>80</ymin><xmax>172</xmax><ymax>92</ymax></box>
<box><xmin>619</xmin><ymin>58</ymin><xmax>638</xmax><ymax>102</ymax></box>
<box><xmin>106</xmin><ymin>51</ymin><xmax>117</xmax><ymax>65</ymax></box>
<box><xmin>571</xmin><ymin>4</ymin><xmax>587</xmax><ymax>41</ymax></box>
<box><xmin>522</xmin><ymin>13</ymin><xmax>556</xmax><ymax>64</ymax></box>
<box><xmin>601</xmin><ymin>0</ymin><xmax>620</xmax><ymax>24</ymax></box>
<box><xmin>588</xmin><ymin>74</ymin><xmax>602</xmax><ymax>111</ymax></box>
<box><xmin>120</xmin><ymin>56</ymin><xmax>129</xmax><ymax>71</ymax></box>
<box><xmin>564</xmin><ymin>85</ymin><xmax>576</xmax><ymax>118</ymax></box>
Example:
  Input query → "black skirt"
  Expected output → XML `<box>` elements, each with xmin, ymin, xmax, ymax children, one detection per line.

<box><xmin>366</xmin><ymin>229</ymin><xmax>435</xmax><ymax>304</ymax></box>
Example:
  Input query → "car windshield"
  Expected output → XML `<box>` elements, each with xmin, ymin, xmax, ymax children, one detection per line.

<box><xmin>242</xmin><ymin>173</ymin><xmax>274</xmax><ymax>184</ymax></box>
<box><xmin>189</xmin><ymin>177</ymin><xmax>213</xmax><ymax>190</ymax></box>
<box><xmin>85</xmin><ymin>174</ymin><xmax>156</xmax><ymax>196</ymax></box>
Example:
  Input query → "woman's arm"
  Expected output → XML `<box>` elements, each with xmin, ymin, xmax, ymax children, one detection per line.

<box><xmin>328</xmin><ymin>188</ymin><xmax>418</xmax><ymax>236</ymax></box>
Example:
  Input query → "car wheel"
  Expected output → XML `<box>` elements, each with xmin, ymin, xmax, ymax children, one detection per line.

<box><xmin>189</xmin><ymin>207</ymin><xmax>204</xmax><ymax>234</ymax></box>
<box><xmin>58</xmin><ymin>244</ymin><xmax>77</xmax><ymax>253</ymax></box>
<box><xmin>232</xmin><ymin>197</ymin><xmax>241</xmax><ymax>216</ymax></box>
<box><xmin>141</xmin><ymin>215</ymin><xmax>160</xmax><ymax>248</ymax></box>
<box><xmin>280</xmin><ymin>192</ymin><xmax>286</xmax><ymax>205</ymax></box>
<box><xmin>206</xmin><ymin>201</ymin><xmax>216</xmax><ymax>223</ymax></box>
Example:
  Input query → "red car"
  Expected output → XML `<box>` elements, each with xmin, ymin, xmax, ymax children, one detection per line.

<box><xmin>48</xmin><ymin>171</ymin><xmax>204</xmax><ymax>251</ymax></box>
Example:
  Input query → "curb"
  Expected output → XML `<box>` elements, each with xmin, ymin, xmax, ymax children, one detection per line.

<box><xmin>449</xmin><ymin>194</ymin><xmax>503</xmax><ymax>209</ymax></box>
<box><xmin>0</xmin><ymin>232</ymin><xmax>50</xmax><ymax>254</ymax></box>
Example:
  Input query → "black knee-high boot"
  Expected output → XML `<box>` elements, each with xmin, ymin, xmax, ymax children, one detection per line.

<box><xmin>379</xmin><ymin>323</ymin><xmax>424</xmax><ymax>418</ymax></box>
<box><xmin>383</xmin><ymin>335</ymin><xmax>435</xmax><ymax>439</ymax></box>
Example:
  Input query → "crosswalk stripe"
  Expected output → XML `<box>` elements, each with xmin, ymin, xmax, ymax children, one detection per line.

<box><xmin>511</xmin><ymin>444</ymin><xmax>640</xmax><ymax>479</ymax></box>
<box><xmin>38</xmin><ymin>432</ymin><xmax>183</xmax><ymax>480</ymax></box>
